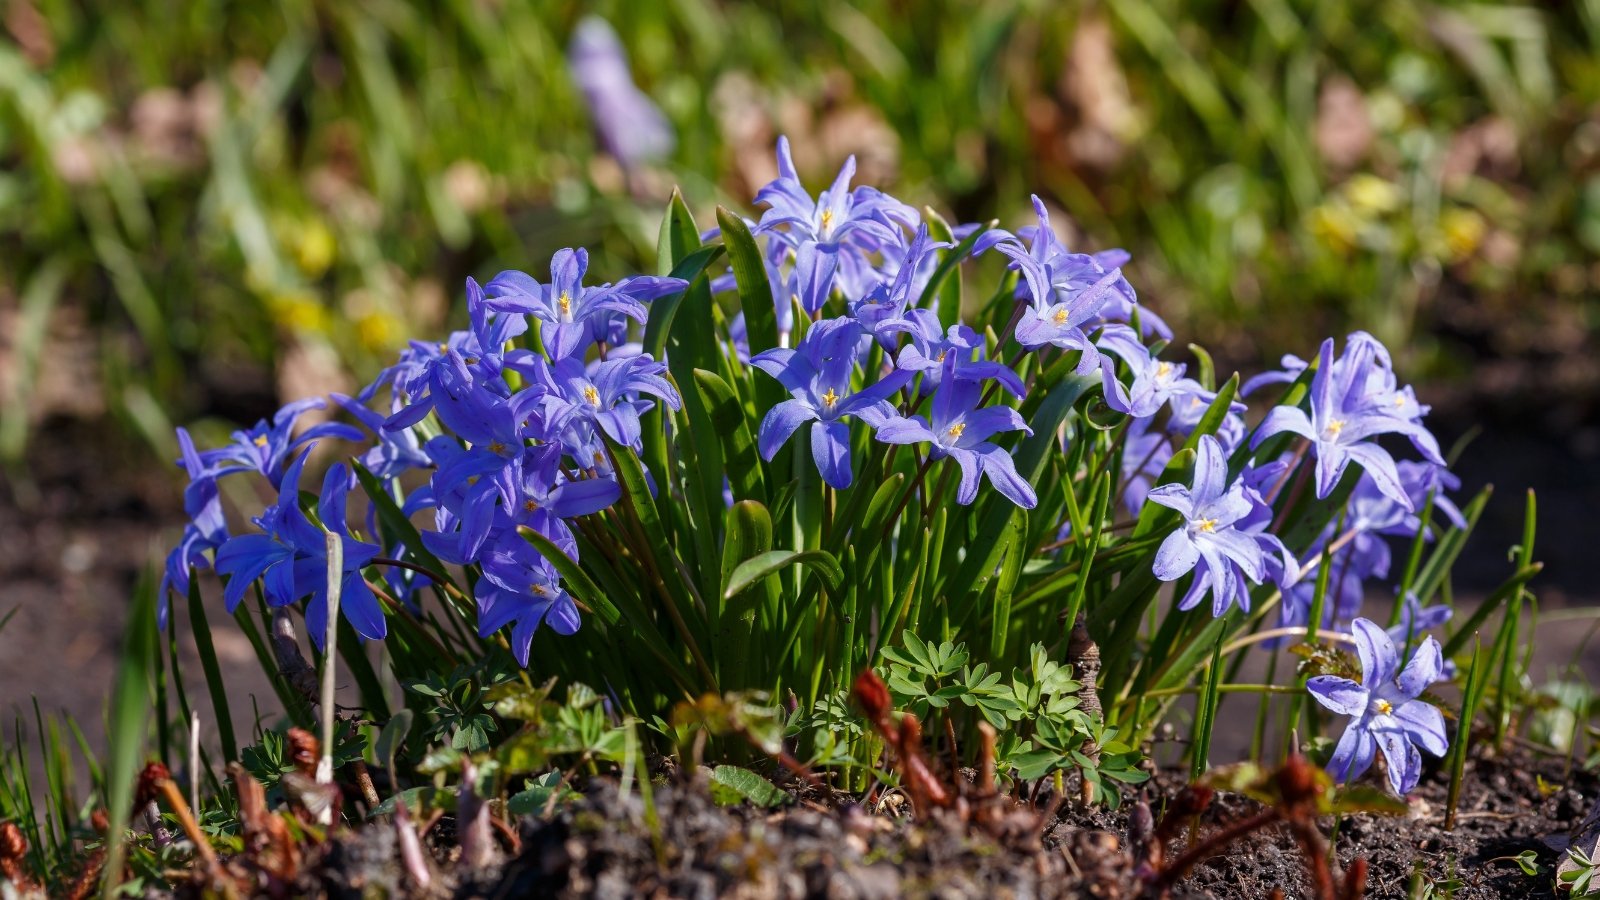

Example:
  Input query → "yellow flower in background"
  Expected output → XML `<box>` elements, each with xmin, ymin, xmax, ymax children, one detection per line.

<box><xmin>267</xmin><ymin>289</ymin><xmax>331</xmax><ymax>334</ymax></box>
<box><xmin>1440</xmin><ymin>207</ymin><xmax>1486</xmax><ymax>261</ymax></box>
<box><xmin>271</xmin><ymin>213</ymin><xmax>337</xmax><ymax>279</ymax></box>
<box><xmin>355</xmin><ymin>311</ymin><xmax>404</xmax><ymax>353</ymax></box>
<box><xmin>292</xmin><ymin>218</ymin><xmax>337</xmax><ymax>278</ymax></box>
<box><xmin>1343</xmin><ymin>173</ymin><xmax>1401</xmax><ymax>217</ymax></box>
<box><xmin>1307</xmin><ymin>202</ymin><xmax>1360</xmax><ymax>255</ymax></box>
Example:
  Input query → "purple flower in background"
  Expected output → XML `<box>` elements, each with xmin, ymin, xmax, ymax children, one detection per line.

<box><xmin>1240</xmin><ymin>352</ymin><xmax>1309</xmax><ymax>398</ymax></box>
<box><xmin>850</xmin><ymin>225</ymin><xmax>949</xmax><ymax>341</ymax></box>
<box><xmin>1251</xmin><ymin>338</ymin><xmax>1444</xmax><ymax>510</ymax></box>
<box><xmin>485</xmin><ymin>248</ymin><xmax>686</xmax><ymax>359</ymax></box>
<box><xmin>1119</xmin><ymin>417</ymin><xmax>1173</xmax><ymax>516</ymax></box>
<box><xmin>1147</xmin><ymin>435</ymin><xmax>1271</xmax><ymax>615</ymax></box>
<box><xmin>1307</xmin><ymin>618</ymin><xmax>1448</xmax><ymax>794</ymax></box>
<box><xmin>199</xmin><ymin>398</ymin><xmax>362</xmax><ymax>490</ymax></box>
<box><xmin>1387</xmin><ymin>592</ymin><xmax>1453</xmax><ymax>648</ymax></box>
<box><xmin>874</xmin><ymin>357</ymin><xmax>1037</xmax><ymax>508</ymax></box>
<box><xmin>568</xmin><ymin>16</ymin><xmax>674</xmax><ymax>169</ymax></box>
<box><xmin>475</xmin><ymin>533</ymin><xmax>582</xmax><ymax>666</ymax></box>
<box><xmin>752</xmin><ymin>317</ymin><xmax>910</xmax><ymax>488</ymax></box>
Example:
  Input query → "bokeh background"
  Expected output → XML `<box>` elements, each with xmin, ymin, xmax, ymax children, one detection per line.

<box><xmin>2</xmin><ymin>0</ymin><xmax>1598</xmax><ymax>740</ymax></box>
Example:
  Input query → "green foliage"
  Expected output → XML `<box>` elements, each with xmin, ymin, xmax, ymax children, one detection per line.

<box><xmin>707</xmin><ymin>765</ymin><xmax>791</xmax><ymax>808</ymax></box>
<box><xmin>1561</xmin><ymin>845</ymin><xmax>1600</xmax><ymax>897</ymax></box>
<box><xmin>239</xmin><ymin>728</ymin><xmax>368</xmax><ymax>795</ymax></box>
<box><xmin>405</xmin><ymin>661</ymin><xmax>514</xmax><ymax>753</ymax></box>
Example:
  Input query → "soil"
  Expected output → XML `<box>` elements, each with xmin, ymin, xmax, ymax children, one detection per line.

<box><xmin>267</xmin><ymin>744</ymin><xmax>1593</xmax><ymax>899</ymax></box>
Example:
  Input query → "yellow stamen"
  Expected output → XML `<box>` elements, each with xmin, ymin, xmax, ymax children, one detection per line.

<box><xmin>583</xmin><ymin>386</ymin><xmax>601</xmax><ymax>406</ymax></box>
<box><xmin>947</xmin><ymin>423</ymin><xmax>965</xmax><ymax>440</ymax></box>
<box><xmin>1195</xmin><ymin>518</ymin><xmax>1218</xmax><ymax>533</ymax></box>
<box><xmin>488</xmin><ymin>441</ymin><xmax>507</xmax><ymax>455</ymax></box>
<box><xmin>1375</xmin><ymin>699</ymin><xmax>1392</xmax><ymax>715</ymax></box>
<box><xmin>1325</xmin><ymin>418</ymin><xmax>1346</xmax><ymax>438</ymax></box>
<box><xmin>463</xmin><ymin>356</ymin><xmax>479</xmax><ymax>365</ymax></box>
<box><xmin>1157</xmin><ymin>361</ymin><xmax>1173</xmax><ymax>379</ymax></box>
<box><xmin>1393</xmin><ymin>395</ymin><xmax>1406</xmax><ymax>408</ymax></box>
<box><xmin>558</xmin><ymin>291</ymin><xmax>572</xmax><ymax>317</ymax></box>
<box><xmin>819</xmin><ymin>208</ymin><xmax>834</xmax><ymax>232</ymax></box>
<box><xmin>1053</xmin><ymin>307</ymin><xmax>1070</xmax><ymax>325</ymax></box>
<box><xmin>936</xmin><ymin>350</ymin><xmax>948</xmax><ymax>363</ymax></box>
<box><xmin>438</xmin><ymin>343</ymin><xmax>449</xmax><ymax>354</ymax></box>
<box><xmin>821</xmin><ymin>387</ymin><xmax>839</xmax><ymax>409</ymax></box>
<box><xmin>524</xmin><ymin>499</ymin><xmax>539</xmax><ymax>513</ymax></box>
<box><xmin>530</xmin><ymin>584</ymin><xmax>548</xmax><ymax>597</ymax></box>
<box><xmin>252</xmin><ymin>435</ymin><xmax>269</xmax><ymax>448</ymax></box>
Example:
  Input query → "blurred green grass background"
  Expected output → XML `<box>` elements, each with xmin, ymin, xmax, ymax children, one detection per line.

<box><xmin>3</xmin><ymin>0</ymin><xmax>1599</xmax><ymax>467</ymax></box>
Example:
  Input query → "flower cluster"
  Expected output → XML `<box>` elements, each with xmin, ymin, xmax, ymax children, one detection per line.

<box><xmin>159</xmin><ymin>136</ymin><xmax>1463</xmax><ymax>797</ymax></box>
<box><xmin>166</xmin><ymin>252</ymin><xmax>683</xmax><ymax>666</ymax></box>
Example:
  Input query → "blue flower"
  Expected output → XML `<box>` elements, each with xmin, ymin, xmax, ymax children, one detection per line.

<box><xmin>332</xmin><ymin>392</ymin><xmax>430</xmax><ymax>481</ymax></box>
<box><xmin>1096</xmin><ymin>325</ymin><xmax>1215</xmax><ymax>419</ymax></box>
<box><xmin>475</xmin><ymin>532</ymin><xmax>582</xmax><ymax>666</ymax></box>
<box><xmin>752</xmin><ymin>317</ymin><xmax>910</xmax><ymax>488</ymax></box>
<box><xmin>485</xmin><ymin>248</ymin><xmax>686</xmax><ymax>359</ymax></box>
<box><xmin>529</xmin><ymin>353</ymin><xmax>680</xmax><ymax>451</ymax></box>
<box><xmin>753</xmin><ymin>137</ymin><xmax>918</xmax><ymax>314</ymax></box>
<box><xmin>365</xmin><ymin>278</ymin><xmax>526</xmax><ymax>414</ymax></box>
<box><xmin>198</xmin><ymin>398</ymin><xmax>363</xmax><ymax>490</ymax></box>
<box><xmin>1251</xmin><ymin>337</ymin><xmax>1444</xmax><ymax>510</ymax></box>
<box><xmin>1307</xmin><ymin>618</ymin><xmax>1448</xmax><ymax>794</ymax></box>
<box><xmin>1147</xmin><ymin>435</ymin><xmax>1278</xmax><ymax>615</ymax></box>
<box><xmin>979</xmin><ymin>196</ymin><xmax>1163</xmax><ymax>360</ymax></box>
<box><xmin>213</xmin><ymin>450</ymin><xmax>386</xmax><ymax>647</ymax></box>
<box><xmin>880</xmin><ymin>310</ymin><xmax>1023</xmax><ymax>398</ymax></box>
<box><xmin>874</xmin><ymin>357</ymin><xmax>1037</xmax><ymax>508</ymax></box>
<box><xmin>160</xmin><ymin>431</ymin><xmax>230</xmax><ymax>628</ymax></box>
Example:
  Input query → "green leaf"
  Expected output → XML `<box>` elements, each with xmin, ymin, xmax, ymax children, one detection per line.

<box><xmin>707</xmin><ymin>765</ymin><xmax>791</xmax><ymax>807</ymax></box>
<box><xmin>716</xmin><ymin>207</ymin><xmax>782</xmax><ymax>400</ymax></box>
<box><xmin>507</xmin><ymin>771</ymin><xmax>580</xmax><ymax>816</ymax></box>
<box><xmin>724</xmin><ymin>550</ymin><xmax>843</xmax><ymax>600</ymax></box>
<box><xmin>374</xmin><ymin>709</ymin><xmax>414</xmax><ymax>787</ymax></box>
<box><xmin>102</xmin><ymin>577</ymin><xmax>158</xmax><ymax>899</ymax></box>
<box><xmin>721</xmin><ymin>501</ymin><xmax>775</xmax><ymax>596</ymax></box>
<box><xmin>1327</xmin><ymin>784</ymin><xmax>1409</xmax><ymax>816</ymax></box>
<box><xmin>370</xmin><ymin>785</ymin><xmax>441</xmax><ymax>818</ymax></box>
<box><xmin>694</xmin><ymin>368</ymin><xmax>765</xmax><ymax>504</ymax></box>
<box><xmin>186</xmin><ymin>572</ymin><xmax>237</xmax><ymax>763</ymax></box>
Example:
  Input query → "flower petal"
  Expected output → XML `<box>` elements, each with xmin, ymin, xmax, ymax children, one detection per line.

<box><xmin>1351</xmin><ymin>617</ymin><xmax>1399</xmax><ymax>687</ymax></box>
<box><xmin>1326</xmin><ymin>720</ymin><xmax>1376</xmax><ymax>784</ymax></box>
<box><xmin>1396</xmin><ymin>636</ymin><xmax>1444</xmax><ymax>699</ymax></box>
<box><xmin>1152</xmin><ymin>529</ymin><xmax>1200</xmax><ymax>582</ymax></box>
<box><xmin>1306</xmin><ymin>676</ymin><xmax>1368</xmax><ymax>716</ymax></box>
<box><xmin>810</xmin><ymin>418</ymin><xmax>853</xmax><ymax>488</ymax></box>
<box><xmin>758</xmin><ymin>399</ymin><xmax>817</xmax><ymax>461</ymax></box>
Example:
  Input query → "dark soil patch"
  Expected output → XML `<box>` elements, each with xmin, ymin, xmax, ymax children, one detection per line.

<box><xmin>272</xmin><ymin>745</ymin><xmax>1594</xmax><ymax>899</ymax></box>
